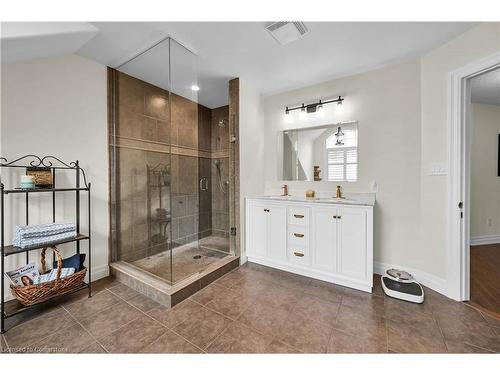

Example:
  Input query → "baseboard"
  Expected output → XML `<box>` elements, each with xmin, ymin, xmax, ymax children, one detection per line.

<box><xmin>470</xmin><ymin>235</ymin><xmax>500</xmax><ymax>246</ymax></box>
<box><xmin>374</xmin><ymin>261</ymin><xmax>447</xmax><ymax>296</ymax></box>
<box><xmin>90</xmin><ymin>264</ymin><xmax>110</xmax><ymax>281</ymax></box>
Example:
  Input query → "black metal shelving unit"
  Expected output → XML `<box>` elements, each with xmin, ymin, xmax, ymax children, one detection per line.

<box><xmin>0</xmin><ymin>155</ymin><xmax>92</xmax><ymax>333</ymax></box>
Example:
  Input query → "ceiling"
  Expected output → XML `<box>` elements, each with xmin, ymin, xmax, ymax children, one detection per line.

<box><xmin>470</xmin><ymin>68</ymin><xmax>500</xmax><ymax>105</ymax></box>
<box><xmin>2</xmin><ymin>22</ymin><xmax>478</xmax><ymax>108</ymax></box>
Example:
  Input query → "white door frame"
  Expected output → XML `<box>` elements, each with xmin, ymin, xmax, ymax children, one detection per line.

<box><xmin>447</xmin><ymin>51</ymin><xmax>500</xmax><ymax>301</ymax></box>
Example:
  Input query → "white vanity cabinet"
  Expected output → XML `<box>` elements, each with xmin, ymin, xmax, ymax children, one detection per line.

<box><xmin>245</xmin><ymin>198</ymin><xmax>374</xmax><ymax>293</ymax></box>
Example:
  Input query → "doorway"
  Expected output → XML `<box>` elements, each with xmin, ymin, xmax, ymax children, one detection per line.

<box><xmin>448</xmin><ymin>52</ymin><xmax>500</xmax><ymax>308</ymax></box>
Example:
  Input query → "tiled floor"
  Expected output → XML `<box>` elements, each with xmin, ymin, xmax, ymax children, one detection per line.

<box><xmin>2</xmin><ymin>262</ymin><xmax>500</xmax><ymax>353</ymax></box>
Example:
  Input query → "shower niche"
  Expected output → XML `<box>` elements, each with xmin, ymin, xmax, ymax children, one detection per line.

<box><xmin>108</xmin><ymin>38</ymin><xmax>239</xmax><ymax>304</ymax></box>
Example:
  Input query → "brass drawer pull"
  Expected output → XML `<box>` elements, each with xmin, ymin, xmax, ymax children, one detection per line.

<box><xmin>333</xmin><ymin>215</ymin><xmax>337</xmax><ymax>219</ymax></box>
<box><xmin>337</xmin><ymin>215</ymin><xmax>341</xmax><ymax>219</ymax></box>
<box><xmin>333</xmin><ymin>215</ymin><xmax>341</xmax><ymax>219</ymax></box>
<box><xmin>264</xmin><ymin>209</ymin><xmax>270</xmax><ymax>212</ymax></box>
<box><xmin>293</xmin><ymin>233</ymin><xmax>304</xmax><ymax>238</ymax></box>
<box><xmin>293</xmin><ymin>214</ymin><xmax>304</xmax><ymax>218</ymax></box>
<box><xmin>293</xmin><ymin>252</ymin><xmax>304</xmax><ymax>257</ymax></box>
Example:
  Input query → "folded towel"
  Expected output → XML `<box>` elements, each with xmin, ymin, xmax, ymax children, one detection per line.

<box><xmin>14</xmin><ymin>231</ymin><xmax>77</xmax><ymax>249</ymax></box>
<box><xmin>13</xmin><ymin>223</ymin><xmax>77</xmax><ymax>248</ymax></box>
<box><xmin>34</xmin><ymin>267</ymin><xmax>75</xmax><ymax>284</ymax></box>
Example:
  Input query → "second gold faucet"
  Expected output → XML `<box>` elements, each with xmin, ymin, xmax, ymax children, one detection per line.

<box><xmin>281</xmin><ymin>184</ymin><xmax>289</xmax><ymax>196</ymax></box>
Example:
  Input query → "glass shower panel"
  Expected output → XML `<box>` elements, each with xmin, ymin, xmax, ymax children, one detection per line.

<box><xmin>110</xmin><ymin>38</ymin><xmax>173</xmax><ymax>284</ymax></box>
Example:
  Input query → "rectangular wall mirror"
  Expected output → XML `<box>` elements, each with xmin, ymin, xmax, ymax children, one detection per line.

<box><xmin>282</xmin><ymin>121</ymin><xmax>358</xmax><ymax>182</ymax></box>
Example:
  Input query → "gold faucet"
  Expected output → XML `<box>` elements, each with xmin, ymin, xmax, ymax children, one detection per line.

<box><xmin>336</xmin><ymin>185</ymin><xmax>343</xmax><ymax>199</ymax></box>
<box><xmin>281</xmin><ymin>184</ymin><xmax>289</xmax><ymax>196</ymax></box>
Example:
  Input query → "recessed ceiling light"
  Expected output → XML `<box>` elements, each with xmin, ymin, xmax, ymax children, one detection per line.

<box><xmin>191</xmin><ymin>85</ymin><xmax>200</xmax><ymax>91</ymax></box>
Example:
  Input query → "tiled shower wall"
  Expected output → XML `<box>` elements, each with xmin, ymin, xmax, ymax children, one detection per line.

<box><xmin>112</xmin><ymin>71</ymin><xmax>230</xmax><ymax>263</ymax></box>
<box><xmin>210</xmin><ymin>106</ymin><xmax>230</xmax><ymax>238</ymax></box>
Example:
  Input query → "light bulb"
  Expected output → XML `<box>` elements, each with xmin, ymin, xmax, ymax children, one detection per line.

<box><xmin>191</xmin><ymin>85</ymin><xmax>200</xmax><ymax>91</ymax></box>
<box><xmin>299</xmin><ymin>104</ymin><xmax>306</xmax><ymax>120</ymax></box>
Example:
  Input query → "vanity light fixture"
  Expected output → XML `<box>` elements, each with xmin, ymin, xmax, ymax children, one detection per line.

<box><xmin>299</xmin><ymin>104</ymin><xmax>307</xmax><ymax>120</ymax></box>
<box><xmin>191</xmin><ymin>85</ymin><xmax>200</xmax><ymax>91</ymax></box>
<box><xmin>284</xmin><ymin>96</ymin><xmax>344</xmax><ymax>117</ymax></box>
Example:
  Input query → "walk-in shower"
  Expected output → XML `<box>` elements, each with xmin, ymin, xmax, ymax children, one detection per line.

<box><xmin>108</xmin><ymin>37</ymin><xmax>238</xmax><ymax>289</ymax></box>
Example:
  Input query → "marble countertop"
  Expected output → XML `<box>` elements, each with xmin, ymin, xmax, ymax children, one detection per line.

<box><xmin>247</xmin><ymin>194</ymin><xmax>375</xmax><ymax>206</ymax></box>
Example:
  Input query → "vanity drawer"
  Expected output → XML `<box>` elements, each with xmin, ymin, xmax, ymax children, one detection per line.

<box><xmin>288</xmin><ymin>244</ymin><xmax>310</xmax><ymax>266</ymax></box>
<box><xmin>288</xmin><ymin>225</ymin><xmax>309</xmax><ymax>246</ymax></box>
<box><xmin>288</xmin><ymin>206</ymin><xmax>310</xmax><ymax>226</ymax></box>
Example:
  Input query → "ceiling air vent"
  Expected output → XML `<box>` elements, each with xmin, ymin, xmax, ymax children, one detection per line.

<box><xmin>266</xmin><ymin>22</ymin><xmax>308</xmax><ymax>45</ymax></box>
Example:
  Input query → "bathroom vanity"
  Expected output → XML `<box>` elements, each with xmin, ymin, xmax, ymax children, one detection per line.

<box><xmin>245</xmin><ymin>196</ymin><xmax>374</xmax><ymax>292</ymax></box>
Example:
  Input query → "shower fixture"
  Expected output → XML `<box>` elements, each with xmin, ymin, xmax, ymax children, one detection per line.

<box><xmin>214</xmin><ymin>159</ymin><xmax>229</xmax><ymax>193</ymax></box>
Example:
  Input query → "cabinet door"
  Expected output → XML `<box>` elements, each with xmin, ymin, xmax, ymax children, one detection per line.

<box><xmin>337</xmin><ymin>207</ymin><xmax>367</xmax><ymax>280</ymax></box>
<box><xmin>311</xmin><ymin>207</ymin><xmax>337</xmax><ymax>273</ymax></box>
<box><xmin>247</xmin><ymin>202</ymin><xmax>269</xmax><ymax>256</ymax></box>
<box><xmin>267</xmin><ymin>205</ymin><xmax>287</xmax><ymax>260</ymax></box>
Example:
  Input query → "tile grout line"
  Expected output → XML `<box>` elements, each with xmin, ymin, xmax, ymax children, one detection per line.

<box><xmin>60</xmin><ymin>304</ymin><xmax>111</xmax><ymax>353</ymax></box>
<box><xmin>106</xmin><ymin>286</ymin><xmax>206</xmax><ymax>353</ymax></box>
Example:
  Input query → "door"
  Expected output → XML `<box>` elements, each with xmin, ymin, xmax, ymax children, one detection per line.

<box><xmin>337</xmin><ymin>207</ymin><xmax>367</xmax><ymax>280</ymax></box>
<box><xmin>247</xmin><ymin>201</ymin><xmax>269</xmax><ymax>256</ymax></box>
<box><xmin>311</xmin><ymin>207</ymin><xmax>338</xmax><ymax>272</ymax></box>
<box><xmin>268</xmin><ymin>205</ymin><xmax>287</xmax><ymax>260</ymax></box>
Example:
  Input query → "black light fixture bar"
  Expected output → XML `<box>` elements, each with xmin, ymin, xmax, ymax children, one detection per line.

<box><xmin>285</xmin><ymin>96</ymin><xmax>344</xmax><ymax>114</ymax></box>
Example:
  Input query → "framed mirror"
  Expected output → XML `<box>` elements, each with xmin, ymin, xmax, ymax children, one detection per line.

<box><xmin>282</xmin><ymin>121</ymin><xmax>358</xmax><ymax>182</ymax></box>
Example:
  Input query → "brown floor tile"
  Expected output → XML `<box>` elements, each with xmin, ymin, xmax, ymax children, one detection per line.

<box><xmin>387</xmin><ymin>320</ymin><xmax>447</xmax><ymax>353</ymax></box>
<box><xmin>292</xmin><ymin>293</ymin><xmax>340</xmax><ymax>327</ymax></box>
<box><xmin>299</xmin><ymin>279</ymin><xmax>345</xmax><ymax>303</ymax></box>
<box><xmin>334</xmin><ymin>305</ymin><xmax>387</xmax><ymax>341</ymax></box>
<box><xmin>265</xmin><ymin>339</ymin><xmax>302</xmax><ymax>353</ymax></box>
<box><xmin>100</xmin><ymin>315</ymin><xmax>167</xmax><ymax>353</ymax></box>
<box><xmin>342</xmin><ymin>288</ymin><xmax>385</xmax><ymax>317</ymax></box>
<box><xmin>108</xmin><ymin>283</ymin><xmax>140</xmax><ymax>300</ymax></box>
<box><xmin>79</xmin><ymin>301</ymin><xmax>143</xmax><ymax>338</ymax></box>
<box><xmin>190</xmin><ymin>283</ymin><xmax>228</xmax><ymax>306</ymax></box>
<box><xmin>481</xmin><ymin>311</ymin><xmax>500</xmax><ymax>329</ymax></box>
<box><xmin>34</xmin><ymin>323</ymin><xmax>95</xmax><ymax>353</ymax></box>
<box><xmin>327</xmin><ymin>328</ymin><xmax>387</xmax><ymax>353</ymax></box>
<box><xmin>4</xmin><ymin>308</ymin><xmax>75</xmax><ymax>348</ymax></box>
<box><xmin>81</xmin><ymin>341</ymin><xmax>107</xmax><ymax>353</ymax></box>
<box><xmin>428</xmin><ymin>294</ymin><xmax>482</xmax><ymax>322</ymax></box>
<box><xmin>141</xmin><ymin>329</ymin><xmax>201</xmax><ymax>353</ymax></box>
<box><xmin>258</xmin><ymin>284</ymin><xmax>299</xmax><ymax>311</ymax></box>
<box><xmin>148</xmin><ymin>299</ymin><xmax>202</xmax><ymax>329</ymax></box>
<box><xmin>127</xmin><ymin>293</ymin><xmax>162</xmax><ymax>313</ymax></box>
<box><xmin>275</xmin><ymin>314</ymin><xmax>333</xmax><ymax>353</ymax></box>
<box><xmin>205</xmin><ymin>288</ymin><xmax>256</xmax><ymax>320</ymax></box>
<box><xmin>275</xmin><ymin>272</ymin><xmax>312</xmax><ymax>290</ymax></box>
<box><xmin>206</xmin><ymin>321</ymin><xmax>272</xmax><ymax>353</ymax></box>
<box><xmin>385</xmin><ymin>295</ymin><xmax>434</xmax><ymax>317</ymax></box>
<box><xmin>64</xmin><ymin>290</ymin><xmax>121</xmax><ymax>321</ymax></box>
<box><xmin>172</xmin><ymin>306</ymin><xmax>231</xmax><ymax>349</ymax></box>
<box><xmin>436</xmin><ymin>313</ymin><xmax>500</xmax><ymax>352</ymax></box>
<box><xmin>238</xmin><ymin>301</ymin><xmax>290</xmax><ymax>337</ymax></box>
<box><xmin>384</xmin><ymin>300</ymin><xmax>439</xmax><ymax>331</ymax></box>
<box><xmin>445</xmin><ymin>340</ymin><xmax>496</xmax><ymax>353</ymax></box>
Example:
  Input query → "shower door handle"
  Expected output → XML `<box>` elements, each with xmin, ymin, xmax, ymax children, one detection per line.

<box><xmin>199</xmin><ymin>178</ymin><xmax>209</xmax><ymax>191</ymax></box>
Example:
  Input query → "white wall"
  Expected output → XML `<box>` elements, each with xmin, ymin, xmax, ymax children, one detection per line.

<box><xmin>263</xmin><ymin>61</ymin><xmax>422</xmax><ymax>275</ymax></box>
<box><xmin>1</xmin><ymin>54</ymin><xmax>109</xmax><ymax>299</ymax></box>
<box><xmin>420</xmin><ymin>23</ymin><xmax>500</xmax><ymax>280</ymax></box>
<box><xmin>470</xmin><ymin>103</ymin><xmax>500</xmax><ymax>240</ymax></box>
<box><xmin>239</xmin><ymin>79</ymin><xmax>265</xmax><ymax>261</ymax></box>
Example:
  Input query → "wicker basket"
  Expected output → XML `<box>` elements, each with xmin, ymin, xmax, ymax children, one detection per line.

<box><xmin>10</xmin><ymin>246</ymin><xmax>87</xmax><ymax>306</ymax></box>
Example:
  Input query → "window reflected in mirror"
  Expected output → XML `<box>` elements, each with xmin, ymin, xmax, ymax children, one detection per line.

<box><xmin>282</xmin><ymin>122</ymin><xmax>358</xmax><ymax>182</ymax></box>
